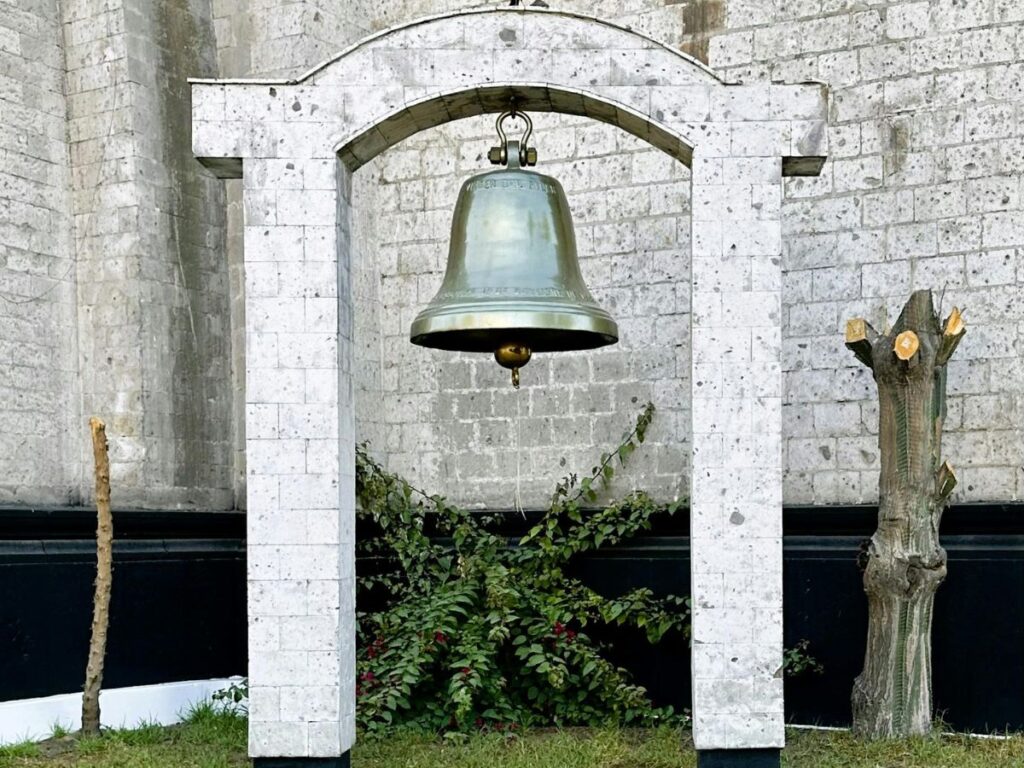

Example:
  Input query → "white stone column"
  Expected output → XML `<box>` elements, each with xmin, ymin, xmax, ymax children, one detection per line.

<box><xmin>243</xmin><ymin>156</ymin><xmax>356</xmax><ymax>760</ymax></box>
<box><xmin>689</xmin><ymin>149</ymin><xmax>786</xmax><ymax>751</ymax></box>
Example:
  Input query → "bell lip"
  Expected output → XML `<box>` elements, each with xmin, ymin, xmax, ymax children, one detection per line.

<box><xmin>412</xmin><ymin>328</ymin><xmax>619</xmax><ymax>354</ymax></box>
<box><xmin>410</xmin><ymin>308</ymin><xmax>619</xmax><ymax>353</ymax></box>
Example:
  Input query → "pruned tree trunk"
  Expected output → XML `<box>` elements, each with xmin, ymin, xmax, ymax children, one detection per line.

<box><xmin>82</xmin><ymin>417</ymin><xmax>113</xmax><ymax>737</ymax></box>
<box><xmin>845</xmin><ymin>291</ymin><xmax>965</xmax><ymax>739</ymax></box>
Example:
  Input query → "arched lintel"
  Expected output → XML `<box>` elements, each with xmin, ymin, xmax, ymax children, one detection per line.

<box><xmin>335</xmin><ymin>83</ymin><xmax>695</xmax><ymax>172</ymax></box>
<box><xmin>190</xmin><ymin>8</ymin><xmax>829</xmax><ymax>179</ymax></box>
<box><xmin>188</xmin><ymin>7</ymin><xmax>726</xmax><ymax>89</ymax></box>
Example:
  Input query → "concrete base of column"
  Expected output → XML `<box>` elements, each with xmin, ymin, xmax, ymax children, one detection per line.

<box><xmin>697</xmin><ymin>748</ymin><xmax>781</xmax><ymax>768</ymax></box>
<box><xmin>253</xmin><ymin>755</ymin><xmax>350</xmax><ymax>768</ymax></box>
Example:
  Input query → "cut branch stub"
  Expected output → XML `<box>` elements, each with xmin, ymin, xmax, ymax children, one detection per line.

<box><xmin>945</xmin><ymin>307</ymin><xmax>964</xmax><ymax>335</ymax></box>
<box><xmin>936</xmin><ymin>460</ymin><xmax>957</xmax><ymax>500</ymax></box>
<box><xmin>893</xmin><ymin>330</ymin><xmax>920</xmax><ymax>362</ymax></box>
<box><xmin>845</xmin><ymin>317</ymin><xmax>878</xmax><ymax>369</ymax></box>
<box><xmin>937</xmin><ymin>307</ymin><xmax>966</xmax><ymax>365</ymax></box>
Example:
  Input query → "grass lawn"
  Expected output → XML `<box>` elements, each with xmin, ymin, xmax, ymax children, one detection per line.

<box><xmin>1</xmin><ymin>709</ymin><xmax>1022</xmax><ymax>768</ymax></box>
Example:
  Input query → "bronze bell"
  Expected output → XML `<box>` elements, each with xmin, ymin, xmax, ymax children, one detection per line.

<box><xmin>410</xmin><ymin>107</ymin><xmax>618</xmax><ymax>387</ymax></box>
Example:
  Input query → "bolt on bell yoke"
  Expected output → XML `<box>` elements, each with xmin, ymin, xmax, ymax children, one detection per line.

<box><xmin>409</xmin><ymin>103</ymin><xmax>619</xmax><ymax>388</ymax></box>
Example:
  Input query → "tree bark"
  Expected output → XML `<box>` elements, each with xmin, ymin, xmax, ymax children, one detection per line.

<box><xmin>846</xmin><ymin>290</ymin><xmax>965</xmax><ymax>739</ymax></box>
<box><xmin>82</xmin><ymin>417</ymin><xmax>113</xmax><ymax>737</ymax></box>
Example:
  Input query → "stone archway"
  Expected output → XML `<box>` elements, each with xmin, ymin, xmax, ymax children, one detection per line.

<box><xmin>190</xmin><ymin>7</ymin><xmax>828</xmax><ymax>766</ymax></box>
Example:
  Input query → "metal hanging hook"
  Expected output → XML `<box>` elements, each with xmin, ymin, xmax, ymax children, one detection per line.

<box><xmin>488</xmin><ymin>101</ymin><xmax>538</xmax><ymax>167</ymax></box>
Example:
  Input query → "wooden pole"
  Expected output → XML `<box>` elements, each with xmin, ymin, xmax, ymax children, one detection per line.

<box><xmin>82</xmin><ymin>417</ymin><xmax>113</xmax><ymax>737</ymax></box>
<box><xmin>845</xmin><ymin>290</ymin><xmax>965</xmax><ymax>739</ymax></box>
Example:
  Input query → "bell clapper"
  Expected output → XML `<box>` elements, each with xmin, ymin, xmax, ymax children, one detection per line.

<box><xmin>495</xmin><ymin>342</ymin><xmax>532</xmax><ymax>389</ymax></box>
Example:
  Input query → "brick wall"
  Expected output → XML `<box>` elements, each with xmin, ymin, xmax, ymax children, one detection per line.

<box><xmin>2</xmin><ymin>0</ymin><xmax>1021</xmax><ymax>510</ymax></box>
<box><xmin>352</xmin><ymin>0</ymin><xmax>1024</xmax><ymax>507</ymax></box>
<box><xmin>706</xmin><ymin>0</ymin><xmax>1024</xmax><ymax>503</ymax></box>
<box><xmin>62</xmin><ymin>0</ymin><xmax>234</xmax><ymax>509</ymax></box>
<box><xmin>0</xmin><ymin>0</ymin><xmax>79</xmax><ymax>504</ymax></box>
<box><xmin>351</xmin><ymin>1</ymin><xmax>695</xmax><ymax>509</ymax></box>
<box><xmin>353</xmin><ymin>112</ymin><xmax>692</xmax><ymax>509</ymax></box>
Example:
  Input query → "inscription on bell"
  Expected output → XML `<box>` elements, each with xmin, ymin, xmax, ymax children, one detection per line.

<box><xmin>435</xmin><ymin>286</ymin><xmax>592</xmax><ymax>301</ymax></box>
<box><xmin>468</xmin><ymin>177</ymin><xmax>558</xmax><ymax>195</ymax></box>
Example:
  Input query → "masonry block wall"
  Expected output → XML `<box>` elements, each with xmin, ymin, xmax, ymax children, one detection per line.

<box><xmin>124</xmin><ymin>0</ymin><xmax>232</xmax><ymax>509</ymax></box>
<box><xmin>706</xmin><ymin>0</ymin><xmax>1024</xmax><ymax>504</ymax></box>
<box><xmin>1</xmin><ymin>0</ymin><xmax>236</xmax><ymax>508</ymax></box>
<box><xmin>1</xmin><ymin>2</ymin><xmax>1022</xmax><ymax>509</ymax></box>
<box><xmin>350</xmin><ymin>0</ymin><xmax>697</xmax><ymax>509</ymax></box>
<box><xmin>349</xmin><ymin>0</ymin><xmax>1024</xmax><ymax>508</ymax></box>
<box><xmin>0</xmin><ymin>0</ymin><xmax>78</xmax><ymax>505</ymax></box>
<box><xmin>69</xmin><ymin>0</ymin><xmax>233</xmax><ymax>509</ymax></box>
<box><xmin>352</xmin><ymin>112</ymin><xmax>692</xmax><ymax>509</ymax></box>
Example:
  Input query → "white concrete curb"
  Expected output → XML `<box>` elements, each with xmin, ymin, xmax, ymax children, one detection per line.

<box><xmin>0</xmin><ymin>677</ymin><xmax>243</xmax><ymax>746</ymax></box>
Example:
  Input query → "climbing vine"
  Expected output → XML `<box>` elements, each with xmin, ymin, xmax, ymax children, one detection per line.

<box><xmin>355</xmin><ymin>403</ymin><xmax>691</xmax><ymax>733</ymax></box>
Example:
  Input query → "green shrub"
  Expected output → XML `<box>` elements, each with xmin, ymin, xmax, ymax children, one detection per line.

<box><xmin>355</xmin><ymin>403</ymin><xmax>690</xmax><ymax>734</ymax></box>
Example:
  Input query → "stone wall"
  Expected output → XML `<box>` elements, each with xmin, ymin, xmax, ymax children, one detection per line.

<box><xmin>0</xmin><ymin>0</ymin><xmax>78</xmax><ymax>504</ymax></box>
<box><xmin>2</xmin><ymin>0</ymin><xmax>1023</xmax><ymax>510</ymax></box>
<box><xmin>352</xmin><ymin>113</ymin><xmax>691</xmax><ymax>509</ymax></box>
<box><xmin>66</xmin><ymin>0</ymin><xmax>233</xmax><ymax>509</ymax></box>
<box><xmin>351</xmin><ymin>0</ymin><xmax>696</xmax><ymax>509</ymax></box>
<box><xmin>352</xmin><ymin>0</ymin><xmax>1024</xmax><ymax>507</ymax></box>
<box><xmin>1</xmin><ymin>0</ymin><xmax>236</xmax><ymax>509</ymax></box>
<box><xmin>706</xmin><ymin>0</ymin><xmax>1024</xmax><ymax>503</ymax></box>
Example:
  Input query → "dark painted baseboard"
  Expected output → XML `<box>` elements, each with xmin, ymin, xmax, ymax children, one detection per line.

<box><xmin>697</xmin><ymin>749</ymin><xmax>780</xmax><ymax>767</ymax></box>
<box><xmin>0</xmin><ymin>505</ymin><xmax>245</xmax><ymax>540</ymax></box>
<box><xmin>2</xmin><ymin>503</ymin><xmax>1022</xmax><ymax>732</ymax></box>
<box><xmin>0</xmin><ymin>508</ymin><xmax>246</xmax><ymax>700</ymax></box>
<box><xmin>253</xmin><ymin>755</ymin><xmax>350</xmax><ymax>768</ymax></box>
